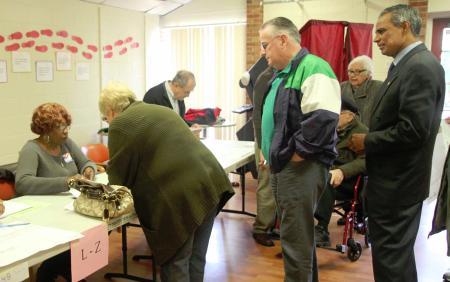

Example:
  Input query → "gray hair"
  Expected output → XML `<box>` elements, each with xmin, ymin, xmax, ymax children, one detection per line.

<box><xmin>380</xmin><ymin>4</ymin><xmax>422</xmax><ymax>37</ymax></box>
<box><xmin>261</xmin><ymin>17</ymin><xmax>300</xmax><ymax>44</ymax></box>
<box><xmin>99</xmin><ymin>82</ymin><xmax>136</xmax><ymax>115</ymax></box>
<box><xmin>349</xmin><ymin>55</ymin><xmax>374</xmax><ymax>76</ymax></box>
<box><xmin>171</xmin><ymin>70</ymin><xmax>195</xmax><ymax>87</ymax></box>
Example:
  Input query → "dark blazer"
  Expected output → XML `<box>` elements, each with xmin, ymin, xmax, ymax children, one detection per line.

<box><xmin>365</xmin><ymin>43</ymin><xmax>445</xmax><ymax>206</ymax></box>
<box><xmin>143</xmin><ymin>81</ymin><xmax>186</xmax><ymax>118</ymax></box>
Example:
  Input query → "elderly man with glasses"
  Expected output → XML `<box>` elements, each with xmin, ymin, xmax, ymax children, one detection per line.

<box><xmin>341</xmin><ymin>55</ymin><xmax>383</xmax><ymax>127</ymax></box>
<box><xmin>143</xmin><ymin>70</ymin><xmax>196</xmax><ymax>124</ymax></box>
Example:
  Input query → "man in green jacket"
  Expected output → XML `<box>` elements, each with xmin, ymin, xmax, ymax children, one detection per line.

<box><xmin>99</xmin><ymin>82</ymin><xmax>234</xmax><ymax>282</ymax></box>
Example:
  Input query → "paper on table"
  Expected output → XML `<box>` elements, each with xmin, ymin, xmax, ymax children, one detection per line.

<box><xmin>0</xmin><ymin>201</ymin><xmax>32</xmax><ymax>219</ymax></box>
<box><xmin>0</xmin><ymin>223</ymin><xmax>83</xmax><ymax>267</ymax></box>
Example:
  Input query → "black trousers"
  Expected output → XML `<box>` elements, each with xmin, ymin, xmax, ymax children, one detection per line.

<box><xmin>367</xmin><ymin>200</ymin><xmax>422</xmax><ymax>282</ymax></box>
<box><xmin>36</xmin><ymin>250</ymin><xmax>71</xmax><ymax>282</ymax></box>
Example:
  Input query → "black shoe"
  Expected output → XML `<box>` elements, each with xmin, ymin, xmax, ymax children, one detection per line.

<box><xmin>268</xmin><ymin>229</ymin><xmax>280</xmax><ymax>240</ymax></box>
<box><xmin>253</xmin><ymin>233</ymin><xmax>275</xmax><ymax>247</ymax></box>
<box><xmin>337</xmin><ymin>217</ymin><xmax>346</xmax><ymax>226</ymax></box>
<box><xmin>315</xmin><ymin>225</ymin><xmax>331</xmax><ymax>247</ymax></box>
<box><xmin>443</xmin><ymin>272</ymin><xmax>450</xmax><ymax>281</ymax></box>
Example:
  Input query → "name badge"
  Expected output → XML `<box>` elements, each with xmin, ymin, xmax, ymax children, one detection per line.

<box><xmin>63</xmin><ymin>152</ymin><xmax>74</xmax><ymax>163</ymax></box>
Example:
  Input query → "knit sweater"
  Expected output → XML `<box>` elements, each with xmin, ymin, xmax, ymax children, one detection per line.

<box><xmin>106</xmin><ymin>102</ymin><xmax>234</xmax><ymax>265</ymax></box>
<box><xmin>15</xmin><ymin>138</ymin><xmax>95</xmax><ymax>195</ymax></box>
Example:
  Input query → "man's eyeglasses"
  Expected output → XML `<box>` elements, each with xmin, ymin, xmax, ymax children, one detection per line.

<box><xmin>348</xmin><ymin>69</ymin><xmax>367</xmax><ymax>76</ymax></box>
<box><xmin>260</xmin><ymin>35</ymin><xmax>281</xmax><ymax>50</ymax></box>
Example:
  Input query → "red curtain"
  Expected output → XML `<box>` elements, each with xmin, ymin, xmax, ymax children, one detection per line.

<box><xmin>300</xmin><ymin>20</ymin><xmax>346</xmax><ymax>81</ymax></box>
<box><xmin>342</xmin><ymin>23</ymin><xmax>374</xmax><ymax>81</ymax></box>
<box><xmin>299</xmin><ymin>20</ymin><xmax>373</xmax><ymax>82</ymax></box>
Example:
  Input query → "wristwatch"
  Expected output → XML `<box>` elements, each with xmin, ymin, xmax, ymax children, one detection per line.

<box><xmin>67</xmin><ymin>177</ymin><xmax>76</xmax><ymax>189</ymax></box>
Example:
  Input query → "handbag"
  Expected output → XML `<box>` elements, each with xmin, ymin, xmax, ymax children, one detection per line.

<box><xmin>72</xmin><ymin>179</ymin><xmax>134</xmax><ymax>221</ymax></box>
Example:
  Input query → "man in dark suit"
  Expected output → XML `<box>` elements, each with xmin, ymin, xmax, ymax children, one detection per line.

<box><xmin>349</xmin><ymin>4</ymin><xmax>445</xmax><ymax>282</ymax></box>
<box><xmin>143</xmin><ymin>70</ymin><xmax>196</xmax><ymax>119</ymax></box>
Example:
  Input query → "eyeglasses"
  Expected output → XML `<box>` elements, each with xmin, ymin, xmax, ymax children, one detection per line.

<box><xmin>58</xmin><ymin>125</ymin><xmax>70</xmax><ymax>132</ymax></box>
<box><xmin>260</xmin><ymin>35</ymin><xmax>281</xmax><ymax>50</ymax></box>
<box><xmin>348</xmin><ymin>69</ymin><xmax>367</xmax><ymax>76</ymax></box>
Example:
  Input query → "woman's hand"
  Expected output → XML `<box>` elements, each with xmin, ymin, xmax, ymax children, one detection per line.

<box><xmin>82</xmin><ymin>167</ymin><xmax>96</xmax><ymax>180</ymax></box>
<box><xmin>0</xmin><ymin>200</ymin><xmax>4</xmax><ymax>216</ymax></box>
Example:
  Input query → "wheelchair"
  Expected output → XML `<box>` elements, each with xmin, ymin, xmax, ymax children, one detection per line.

<box><xmin>321</xmin><ymin>175</ymin><xmax>369</xmax><ymax>262</ymax></box>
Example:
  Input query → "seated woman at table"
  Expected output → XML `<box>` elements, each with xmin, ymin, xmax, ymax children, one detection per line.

<box><xmin>15</xmin><ymin>102</ymin><xmax>95</xmax><ymax>282</ymax></box>
<box><xmin>16</xmin><ymin>102</ymin><xmax>95</xmax><ymax>195</ymax></box>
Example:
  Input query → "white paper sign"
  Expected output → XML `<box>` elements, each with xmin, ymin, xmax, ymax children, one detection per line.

<box><xmin>0</xmin><ymin>60</ymin><xmax>7</xmax><ymax>83</ymax></box>
<box><xmin>11</xmin><ymin>52</ymin><xmax>31</xmax><ymax>73</ymax></box>
<box><xmin>76</xmin><ymin>62</ymin><xmax>90</xmax><ymax>81</ymax></box>
<box><xmin>0</xmin><ymin>262</ymin><xmax>29</xmax><ymax>282</ymax></box>
<box><xmin>56</xmin><ymin>52</ymin><xmax>72</xmax><ymax>71</ymax></box>
<box><xmin>36</xmin><ymin>61</ymin><xmax>53</xmax><ymax>82</ymax></box>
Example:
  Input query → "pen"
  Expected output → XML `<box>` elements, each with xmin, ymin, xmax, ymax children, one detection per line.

<box><xmin>0</xmin><ymin>223</ymin><xmax>30</xmax><ymax>228</ymax></box>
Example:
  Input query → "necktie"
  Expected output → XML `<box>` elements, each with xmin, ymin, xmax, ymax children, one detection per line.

<box><xmin>388</xmin><ymin>63</ymin><xmax>396</xmax><ymax>76</ymax></box>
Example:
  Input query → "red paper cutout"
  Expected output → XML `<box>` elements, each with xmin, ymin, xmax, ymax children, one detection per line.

<box><xmin>52</xmin><ymin>42</ymin><xmax>65</xmax><ymax>49</ymax></box>
<box><xmin>119</xmin><ymin>47</ymin><xmax>127</xmax><ymax>55</ymax></box>
<box><xmin>26</xmin><ymin>30</ymin><xmax>40</xmax><ymax>38</ymax></box>
<box><xmin>82</xmin><ymin>52</ymin><xmax>92</xmax><ymax>60</ymax></box>
<box><xmin>5</xmin><ymin>43</ymin><xmax>20</xmax><ymax>51</ymax></box>
<box><xmin>104</xmin><ymin>52</ymin><xmax>113</xmax><ymax>59</ymax></box>
<box><xmin>130</xmin><ymin>42</ymin><xmax>139</xmax><ymax>49</ymax></box>
<box><xmin>72</xmin><ymin>35</ymin><xmax>83</xmax><ymax>45</ymax></box>
<box><xmin>56</xmin><ymin>30</ymin><xmax>68</xmax><ymax>38</ymax></box>
<box><xmin>66</xmin><ymin>45</ymin><xmax>78</xmax><ymax>53</ymax></box>
<box><xmin>114</xmin><ymin>40</ymin><xmax>123</xmax><ymax>46</ymax></box>
<box><xmin>35</xmin><ymin>45</ymin><xmax>48</xmax><ymax>52</ymax></box>
<box><xmin>87</xmin><ymin>45</ymin><xmax>98</xmax><ymax>52</ymax></box>
<box><xmin>41</xmin><ymin>29</ymin><xmax>53</xmax><ymax>36</ymax></box>
<box><xmin>0</xmin><ymin>35</ymin><xmax>4</xmax><ymax>43</ymax></box>
<box><xmin>8</xmin><ymin>32</ymin><xmax>23</xmax><ymax>40</ymax></box>
<box><xmin>21</xmin><ymin>40</ymin><xmax>35</xmax><ymax>48</ymax></box>
<box><xmin>125</xmin><ymin>36</ymin><xmax>133</xmax><ymax>43</ymax></box>
<box><xmin>103</xmin><ymin>45</ymin><xmax>112</xmax><ymax>51</ymax></box>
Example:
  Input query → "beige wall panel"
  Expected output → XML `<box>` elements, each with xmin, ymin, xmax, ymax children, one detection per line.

<box><xmin>0</xmin><ymin>0</ymin><xmax>100</xmax><ymax>164</ymax></box>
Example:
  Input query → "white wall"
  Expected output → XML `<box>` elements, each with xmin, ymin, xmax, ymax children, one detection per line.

<box><xmin>263</xmin><ymin>0</ymin><xmax>407</xmax><ymax>81</ymax></box>
<box><xmin>0</xmin><ymin>0</ymin><xmax>146</xmax><ymax>164</ymax></box>
<box><xmin>160</xmin><ymin>0</ymin><xmax>246</xmax><ymax>28</ymax></box>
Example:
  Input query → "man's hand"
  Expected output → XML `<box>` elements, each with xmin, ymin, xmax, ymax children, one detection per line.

<box><xmin>291</xmin><ymin>153</ymin><xmax>304</xmax><ymax>162</ymax></box>
<box><xmin>259</xmin><ymin>150</ymin><xmax>267</xmax><ymax>167</ymax></box>
<box><xmin>329</xmin><ymin>169</ymin><xmax>344</xmax><ymax>188</ymax></box>
<box><xmin>348</xmin><ymin>133</ymin><xmax>367</xmax><ymax>155</ymax></box>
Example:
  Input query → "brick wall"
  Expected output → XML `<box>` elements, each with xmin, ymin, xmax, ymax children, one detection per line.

<box><xmin>409</xmin><ymin>0</ymin><xmax>428</xmax><ymax>41</ymax></box>
<box><xmin>246</xmin><ymin>0</ymin><xmax>263</xmax><ymax>69</ymax></box>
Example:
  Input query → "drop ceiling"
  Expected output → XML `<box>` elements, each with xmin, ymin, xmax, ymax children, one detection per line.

<box><xmin>81</xmin><ymin>0</ymin><xmax>192</xmax><ymax>15</ymax></box>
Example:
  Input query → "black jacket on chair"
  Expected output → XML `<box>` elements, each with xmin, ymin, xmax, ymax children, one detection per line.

<box><xmin>143</xmin><ymin>82</ymin><xmax>186</xmax><ymax>118</ymax></box>
<box><xmin>365</xmin><ymin>43</ymin><xmax>445</xmax><ymax>206</ymax></box>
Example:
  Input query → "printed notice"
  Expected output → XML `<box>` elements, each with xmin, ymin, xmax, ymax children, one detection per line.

<box><xmin>36</xmin><ymin>61</ymin><xmax>53</xmax><ymax>82</ymax></box>
<box><xmin>0</xmin><ymin>60</ymin><xmax>7</xmax><ymax>83</ymax></box>
<box><xmin>76</xmin><ymin>62</ymin><xmax>89</xmax><ymax>81</ymax></box>
<box><xmin>0</xmin><ymin>262</ymin><xmax>29</xmax><ymax>282</ymax></box>
<box><xmin>11</xmin><ymin>52</ymin><xmax>31</xmax><ymax>73</ymax></box>
<box><xmin>71</xmin><ymin>223</ymin><xmax>108</xmax><ymax>282</ymax></box>
<box><xmin>56</xmin><ymin>52</ymin><xmax>72</xmax><ymax>71</ymax></box>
